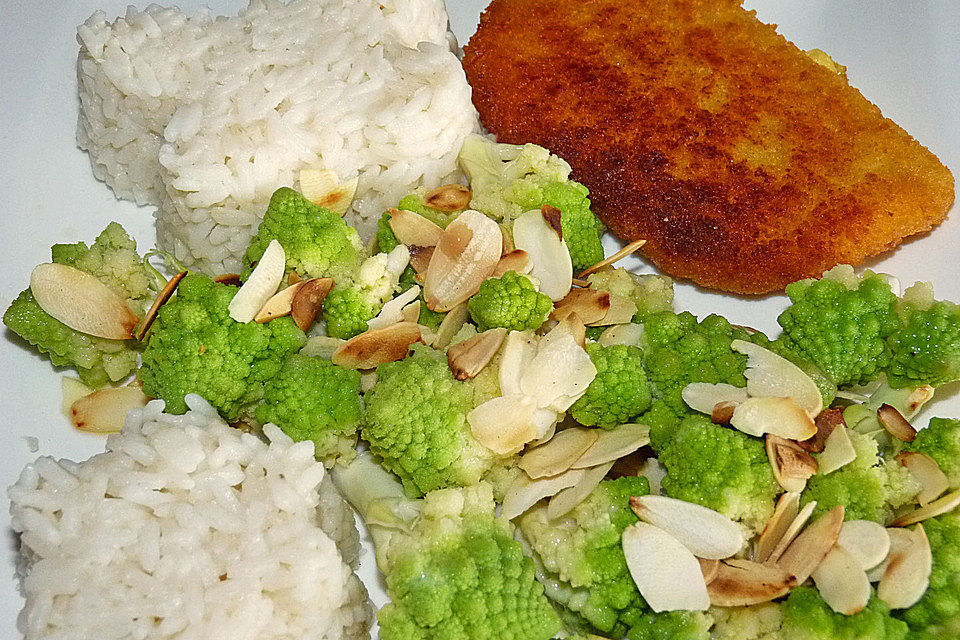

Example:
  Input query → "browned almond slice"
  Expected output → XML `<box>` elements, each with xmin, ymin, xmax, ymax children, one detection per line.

<box><xmin>31</xmin><ymin>263</ymin><xmax>138</xmax><ymax>340</ymax></box>
<box><xmin>599</xmin><ymin>323</ymin><xmax>644</xmax><ymax>347</ymax></box>
<box><xmin>837</xmin><ymin>520</ymin><xmax>891</xmax><ymax>571</ymax></box>
<box><xmin>501</xmin><ymin>466</ymin><xmax>585</xmax><ymax>520</ymax></box>
<box><xmin>520</xmin><ymin>427</ymin><xmax>599</xmax><ymax>479</ymax></box>
<box><xmin>755</xmin><ymin>492</ymin><xmax>801</xmax><ymax>563</ymax></box>
<box><xmin>424</xmin><ymin>183</ymin><xmax>471</xmax><ymax>212</ymax></box>
<box><xmin>254</xmin><ymin>281</ymin><xmax>302</xmax><ymax>323</ymax></box>
<box><xmin>447</xmin><ymin>328</ymin><xmax>507</xmax><ymax>380</ymax></box>
<box><xmin>468</xmin><ymin>394</ymin><xmax>541</xmax><ymax>455</ymax></box>
<box><xmin>61</xmin><ymin>377</ymin><xmax>93</xmax><ymax>418</ymax></box>
<box><xmin>877</xmin><ymin>524</ymin><xmax>932</xmax><ymax>609</ymax></box>
<box><xmin>551</xmin><ymin>288</ymin><xmax>610</xmax><ymax>325</ymax></box>
<box><xmin>811</xmin><ymin>545</ymin><xmax>871</xmax><ymax>615</ymax></box>
<box><xmin>731</xmin><ymin>340</ymin><xmax>822</xmax><ymax>416</ymax></box>
<box><xmin>630</xmin><ymin>495</ymin><xmax>745</xmax><ymax>559</ymax></box>
<box><xmin>229</xmin><ymin>239</ymin><xmax>285</xmax><ymax>323</ymax></box>
<box><xmin>214</xmin><ymin>273</ymin><xmax>242</xmax><ymax>286</ymax></box>
<box><xmin>623</xmin><ymin>522</ymin><xmax>711</xmax><ymax>612</ymax></box>
<box><xmin>698</xmin><ymin>558</ymin><xmax>720</xmax><ymax>585</ymax></box>
<box><xmin>572</xmin><ymin>422</ymin><xmax>650</xmax><ymax>469</ymax></box>
<box><xmin>799</xmin><ymin>408</ymin><xmax>845</xmax><ymax>454</ymax></box>
<box><xmin>499</xmin><ymin>330</ymin><xmax>539</xmax><ymax>396</ymax></box>
<box><xmin>589</xmin><ymin>294</ymin><xmax>638</xmax><ymax>326</ymax></box>
<box><xmin>707</xmin><ymin>559</ymin><xmax>796</xmax><ymax>607</ymax></box>
<box><xmin>571</xmin><ymin>277</ymin><xmax>590</xmax><ymax>288</ymax></box>
<box><xmin>70</xmin><ymin>386</ymin><xmax>151</xmax><ymax>434</ymax></box>
<box><xmin>331</xmin><ymin>322</ymin><xmax>420</xmax><ymax>369</ymax></box>
<box><xmin>767</xmin><ymin>500</ymin><xmax>818</xmax><ymax>564</ymax></box>
<box><xmin>777</xmin><ymin>505</ymin><xmax>845</xmax><ymax>583</ymax></box>
<box><xmin>877</xmin><ymin>404</ymin><xmax>918</xmax><ymax>442</ymax></box>
<box><xmin>817</xmin><ymin>425</ymin><xmax>857</xmax><ymax>475</ymax></box>
<box><xmin>890</xmin><ymin>488</ymin><xmax>960</xmax><ymax>527</ymax></box>
<box><xmin>682</xmin><ymin>383</ymin><xmax>749</xmax><ymax>415</ymax></box>
<box><xmin>368</xmin><ymin>285</ymin><xmax>421</xmax><ymax>331</ymax></box>
<box><xmin>298</xmin><ymin>168</ymin><xmax>357</xmax><ymax>215</ymax></box>
<box><xmin>541</xmin><ymin>205</ymin><xmax>563</xmax><ymax>239</ymax></box>
<box><xmin>513</xmin><ymin>208</ymin><xmax>572</xmax><ymax>301</ymax></box>
<box><xmin>408</xmin><ymin>245</ymin><xmax>434</xmax><ymax>278</ymax></box>
<box><xmin>766</xmin><ymin>435</ymin><xmax>818</xmax><ymax>493</ymax></box>
<box><xmin>868</xmin><ymin>527</ymin><xmax>914</xmax><ymax>582</ymax></box>
<box><xmin>897</xmin><ymin>451</ymin><xmax>950</xmax><ymax>506</ymax></box>
<box><xmin>136</xmin><ymin>270</ymin><xmax>187</xmax><ymax>341</ymax></box>
<box><xmin>578</xmin><ymin>239</ymin><xmax>647</xmax><ymax>278</ymax></box>
<box><xmin>431</xmin><ymin>301</ymin><xmax>469</xmax><ymax>349</ymax></box>
<box><xmin>424</xmin><ymin>210</ymin><xmax>502</xmax><ymax>311</ymax></box>
<box><xmin>730</xmin><ymin>396</ymin><xmax>817</xmax><ymax>440</ymax></box>
<box><xmin>548</xmin><ymin>461</ymin><xmax>614</xmax><ymax>519</ymax></box>
<box><xmin>291</xmin><ymin>278</ymin><xmax>333</xmax><ymax>331</ymax></box>
<box><xmin>401</xmin><ymin>300</ymin><xmax>421</xmax><ymax>324</ymax></box>
<box><xmin>712</xmin><ymin>401</ymin><xmax>738</xmax><ymax>425</ymax></box>
<box><xmin>388</xmin><ymin>208</ymin><xmax>444</xmax><ymax>247</ymax></box>
<box><xmin>493</xmin><ymin>249</ymin><xmax>532</xmax><ymax>277</ymax></box>
<box><xmin>520</xmin><ymin>320</ymin><xmax>596</xmax><ymax>412</ymax></box>
<box><xmin>560</xmin><ymin>313</ymin><xmax>587</xmax><ymax>349</ymax></box>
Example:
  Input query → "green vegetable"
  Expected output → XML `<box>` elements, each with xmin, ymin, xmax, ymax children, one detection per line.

<box><xmin>138</xmin><ymin>273</ymin><xmax>306</xmax><ymax>420</ymax></box>
<box><xmin>886</xmin><ymin>282</ymin><xmax>960</xmax><ymax>389</ymax></box>
<box><xmin>255</xmin><ymin>354</ymin><xmax>361</xmax><ymax>464</ymax></box>
<box><xmin>779</xmin><ymin>586</ymin><xmax>908</xmax><ymax>640</ymax></box>
<box><xmin>904</xmin><ymin>417</ymin><xmax>960</xmax><ymax>487</ymax></box>
<box><xmin>570</xmin><ymin>343</ymin><xmax>651</xmax><ymax>428</ymax></box>
<box><xmin>322</xmin><ymin>246</ymin><xmax>409</xmax><ymax>339</ymax></box>
<box><xmin>587</xmin><ymin>268</ymin><xmax>674</xmax><ymax>322</ymax></box>
<box><xmin>626</xmin><ymin>611</ymin><xmax>712</xmax><ymax>640</ymax></box>
<box><xmin>898</xmin><ymin>511</ymin><xmax>960</xmax><ymax>637</ymax></box>
<box><xmin>466</xmin><ymin>271</ymin><xmax>552</xmax><ymax>332</ymax></box>
<box><xmin>538</xmin><ymin>181</ymin><xmax>604</xmax><ymax>270</ymax></box>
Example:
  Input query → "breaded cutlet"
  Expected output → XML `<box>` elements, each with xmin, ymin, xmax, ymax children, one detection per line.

<box><xmin>462</xmin><ymin>0</ymin><xmax>955</xmax><ymax>294</ymax></box>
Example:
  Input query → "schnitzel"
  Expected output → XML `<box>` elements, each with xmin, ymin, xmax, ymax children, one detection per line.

<box><xmin>462</xmin><ymin>0</ymin><xmax>955</xmax><ymax>294</ymax></box>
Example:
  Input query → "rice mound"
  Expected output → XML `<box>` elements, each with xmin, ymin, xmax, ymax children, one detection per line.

<box><xmin>76</xmin><ymin>0</ymin><xmax>479</xmax><ymax>274</ymax></box>
<box><xmin>8</xmin><ymin>395</ymin><xmax>373</xmax><ymax>640</ymax></box>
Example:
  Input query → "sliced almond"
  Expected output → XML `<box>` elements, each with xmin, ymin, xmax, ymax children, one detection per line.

<box><xmin>877</xmin><ymin>404</ymin><xmax>918</xmax><ymax>442</ymax></box>
<box><xmin>541</xmin><ymin>205</ymin><xmax>564</xmax><ymax>239</ymax></box>
<box><xmin>707</xmin><ymin>559</ymin><xmax>796</xmax><ymax>607</ymax></box>
<box><xmin>520</xmin><ymin>321</ymin><xmax>596</xmax><ymax>412</ymax></box>
<box><xmin>868</xmin><ymin>527</ymin><xmax>914</xmax><ymax>582</ymax></box>
<box><xmin>331</xmin><ymin>322</ymin><xmax>420</xmax><ymax>370</ymax></box>
<box><xmin>499</xmin><ymin>330</ymin><xmax>539</xmax><ymax>396</ymax></box>
<box><xmin>698</xmin><ymin>558</ymin><xmax>720</xmax><ymax>585</ymax></box>
<box><xmin>904</xmin><ymin>386</ymin><xmax>935</xmax><ymax>418</ymax></box>
<box><xmin>70</xmin><ymin>386</ymin><xmax>151</xmax><ymax>434</ymax></box>
<box><xmin>136</xmin><ymin>270</ymin><xmax>187</xmax><ymax>341</ymax></box>
<box><xmin>578</xmin><ymin>239</ymin><xmax>647</xmax><ymax>278</ymax></box>
<box><xmin>407</xmin><ymin>245</ymin><xmax>434</xmax><ymax>279</ymax></box>
<box><xmin>754</xmin><ymin>492</ymin><xmax>801</xmax><ymax>563</ymax></box>
<box><xmin>682</xmin><ymin>383</ymin><xmax>749</xmax><ymax>415</ymax></box>
<box><xmin>731</xmin><ymin>340</ymin><xmax>822</xmax><ymax>416</ymax></box>
<box><xmin>599</xmin><ymin>323</ymin><xmax>644</xmax><ymax>347</ymax></box>
<box><xmin>547</xmin><ymin>461</ymin><xmax>614</xmax><ymax>519</ymax></box>
<box><xmin>298</xmin><ymin>168</ymin><xmax>357</xmax><ymax>215</ymax></box>
<box><xmin>816</xmin><ymin>425</ymin><xmax>858</xmax><ymax>475</ymax></box>
<box><xmin>513</xmin><ymin>208</ymin><xmax>573</xmax><ymax>301</ymax></box>
<box><xmin>501</xmin><ymin>466</ymin><xmax>585</xmax><ymax>520</ymax></box>
<box><xmin>428</xmin><ymin>301</ymin><xmax>468</xmax><ymax>350</ymax></box>
<box><xmin>492</xmin><ymin>249</ymin><xmax>532</xmax><ymax>277</ymax></box>
<box><xmin>589</xmin><ymin>294</ymin><xmax>638</xmax><ymax>327</ymax></box>
<box><xmin>877</xmin><ymin>524</ymin><xmax>932</xmax><ymax>609</ymax></box>
<box><xmin>520</xmin><ymin>427</ymin><xmax>599</xmax><ymax>479</ymax></box>
<box><xmin>890</xmin><ymin>488</ymin><xmax>960</xmax><ymax>527</ymax></box>
<box><xmin>572</xmin><ymin>422</ymin><xmax>651</xmax><ymax>469</ymax></box>
<box><xmin>766</xmin><ymin>435</ymin><xmax>818</xmax><ymax>492</ymax></box>
<box><xmin>424</xmin><ymin>183</ymin><xmax>470</xmax><ymax>212</ymax></box>
<box><xmin>214</xmin><ymin>273</ymin><xmax>242</xmax><ymax>287</ymax></box>
<box><xmin>254</xmin><ymin>281</ymin><xmax>302</xmax><ymax>323</ymax></box>
<box><xmin>630</xmin><ymin>495</ymin><xmax>745</xmax><ymax>560</ymax></box>
<box><xmin>447</xmin><ymin>327</ymin><xmax>507</xmax><ymax>380</ymax></box>
<box><xmin>228</xmin><ymin>239</ymin><xmax>285</xmax><ymax>323</ymax></box>
<box><xmin>559</xmin><ymin>314</ymin><xmax>587</xmax><ymax>350</ymax></box>
<box><xmin>551</xmin><ymin>288</ymin><xmax>610</xmax><ymax>325</ymax></box>
<box><xmin>61</xmin><ymin>376</ymin><xmax>94</xmax><ymax>418</ymax></box>
<box><xmin>799</xmin><ymin>408</ymin><xmax>844</xmax><ymax>454</ymax></box>
<box><xmin>367</xmin><ymin>285</ymin><xmax>421</xmax><ymax>331</ymax></box>
<box><xmin>767</xmin><ymin>500</ymin><xmax>818</xmax><ymax>564</ymax></box>
<box><xmin>622</xmin><ymin>522</ymin><xmax>711</xmax><ymax>612</ymax></box>
<box><xmin>897</xmin><ymin>451</ymin><xmax>950</xmax><ymax>506</ymax></box>
<box><xmin>837</xmin><ymin>520</ymin><xmax>891</xmax><ymax>571</ymax></box>
<box><xmin>387</xmin><ymin>208</ymin><xmax>444</xmax><ymax>247</ymax></box>
<box><xmin>730</xmin><ymin>396</ymin><xmax>817</xmax><ymax>441</ymax></box>
<box><xmin>468</xmin><ymin>394</ymin><xmax>540</xmax><ymax>455</ymax></box>
<box><xmin>401</xmin><ymin>300</ymin><xmax>421</xmax><ymax>324</ymax></box>
<box><xmin>424</xmin><ymin>210</ymin><xmax>502</xmax><ymax>312</ymax></box>
<box><xmin>712</xmin><ymin>401</ymin><xmax>738</xmax><ymax>425</ymax></box>
<box><xmin>290</xmin><ymin>278</ymin><xmax>333</xmax><ymax>331</ymax></box>
<box><xmin>30</xmin><ymin>263</ymin><xmax>138</xmax><ymax>340</ymax></box>
<box><xmin>811</xmin><ymin>545</ymin><xmax>871</xmax><ymax>615</ymax></box>
<box><xmin>776</xmin><ymin>505</ymin><xmax>845</xmax><ymax>584</ymax></box>
<box><xmin>300</xmin><ymin>336</ymin><xmax>347</xmax><ymax>359</ymax></box>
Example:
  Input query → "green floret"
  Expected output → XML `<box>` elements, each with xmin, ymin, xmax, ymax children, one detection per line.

<box><xmin>467</xmin><ymin>271</ymin><xmax>552</xmax><ymax>332</ymax></box>
<box><xmin>886</xmin><ymin>282</ymin><xmax>960</xmax><ymax>389</ymax></box>
<box><xmin>777</xmin><ymin>265</ymin><xmax>899</xmax><ymax>387</ymax></box>
<box><xmin>138</xmin><ymin>273</ymin><xmax>306</xmax><ymax>420</ymax></box>
<box><xmin>242</xmin><ymin>187</ymin><xmax>362</xmax><ymax>281</ymax></box>
<box><xmin>779</xmin><ymin>586</ymin><xmax>908</xmax><ymax>640</ymax></box>
<box><xmin>362</xmin><ymin>347</ymin><xmax>497</xmax><ymax>496</ymax></box>
<box><xmin>517</xmin><ymin>476</ymin><xmax>651</xmax><ymax>637</ymax></box>
<box><xmin>322</xmin><ymin>246</ymin><xmax>410</xmax><ymax>339</ymax></box>
<box><xmin>587</xmin><ymin>268</ymin><xmax>674</xmax><ymax>322</ymax></box>
<box><xmin>898</xmin><ymin>511</ymin><xmax>960</xmax><ymax>637</ymax></box>
<box><xmin>904</xmin><ymin>417</ymin><xmax>960</xmax><ymax>487</ymax></box>
<box><xmin>626</xmin><ymin>611</ymin><xmax>712</xmax><ymax>640</ymax></box>
<box><xmin>659</xmin><ymin>415</ymin><xmax>779</xmax><ymax>531</ymax></box>
<box><xmin>255</xmin><ymin>354</ymin><xmax>361</xmax><ymax>464</ymax></box>
<box><xmin>570</xmin><ymin>343</ymin><xmax>651</xmax><ymax>428</ymax></box>
<box><xmin>538</xmin><ymin>181</ymin><xmax>604</xmax><ymax>270</ymax></box>
<box><xmin>334</xmin><ymin>454</ymin><xmax>560</xmax><ymax>640</ymax></box>
<box><xmin>323</xmin><ymin>285</ymin><xmax>377</xmax><ymax>339</ymax></box>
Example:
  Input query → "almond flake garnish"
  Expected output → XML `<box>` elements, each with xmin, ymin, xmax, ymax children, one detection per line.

<box><xmin>70</xmin><ymin>385</ymin><xmax>151</xmax><ymax>434</ymax></box>
<box><xmin>754</xmin><ymin>492</ymin><xmax>801</xmax><ymax>563</ymax></box>
<box><xmin>331</xmin><ymin>321</ymin><xmax>421</xmax><ymax>370</ymax></box>
<box><xmin>837</xmin><ymin>520</ymin><xmax>891</xmax><ymax>571</ymax></box>
<box><xmin>300</xmin><ymin>336</ymin><xmax>347</xmax><ymax>359</ymax></box>
<box><xmin>424</xmin><ymin>210</ymin><xmax>502</xmax><ymax>311</ymax></box>
<box><xmin>766</xmin><ymin>500</ymin><xmax>818</xmax><ymax>564</ymax></box>
<box><xmin>698</xmin><ymin>558</ymin><xmax>720</xmax><ymax>585</ymax></box>
<box><xmin>623</xmin><ymin>522</ymin><xmax>711</xmax><ymax>612</ymax></box>
<box><xmin>520</xmin><ymin>427</ymin><xmax>599</xmax><ymax>479</ymax></box>
<box><xmin>61</xmin><ymin>377</ymin><xmax>93</xmax><ymax>418</ymax></box>
<box><xmin>367</xmin><ymin>285</ymin><xmax>421</xmax><ymax>331</ymax></box>
<box><xmin>407</xmin><ymin>245</ymin><xmax>434</xmax><ymax>279</ymax></box>
<box><xmin>298</xmin><ymin>168</ymin><xmax>357</xmax><ymax>215</ymax></box>
<box><xmin>896</xmin><ymin>451</ymin><xmax>950</xmax><ymax>506</ymax></box>
<box><xmin>30</xmin><ymin>262</ymin><xmax>138</xmax><ymax>340</ymax></box>
<box><xmin>431</xmin><ymin>301</ymin><xmax>468</xmax><ymax>349</ymax></box>
<box><xmin>541</xmin><ymin>205</ymin><xmax>563</xmax><ymax>239</ymax></box>
<box><xmin>766</xmin><ymin>435</ymin><xmax>818</xmax><ymax>492</ymax></box>
<box><xmin>254</xmin><ymin>281</ymin><xmax>302</xmax><ymax>324</ymax></box>
<box><xmin>877</xmin><ymin>404</ymin><xmax>918</xmax><ymax>442</ymax></box>
<box><xmin>777</xmin><ymin>505</ymin><xmax>845</xmax><ymax>584</ymax></box>
<box><xmin>136</xmin><ymin>270</ymin><xmax>187</xmax><ymax>341</ymax></box>
<box><xmin>229</xmin><ymin>239</ymin><xmax>285</xmax><ymax>323</ymax></box>
<box><xmin>799</xmin><ymin>407</ymin><xmax>844</xmax><ymax>454</ymax></box>
<box><xmin>707</xmin><ymin>559</ymin><xmax>796</xmax><ymax>607</ymax></box>
<box><xmin>578</xmin><ymin>239</ymin><xmax>647</xmax><ymax>278</ymax></box>
<box><xmin>589</xmin><ymin>294</ymin><xmax>638</xmax><ymax>326</ymax></box>
<box><xmin>890</xmin><ymin>488</ymin><xmax>960</xmax><ymax>527</ymax></box>
<box><xmin>493</xmin><ymin>249</ymin><xmax>532</xmax><ymax>277</ymax></box>
<box><xmin>214</xmin><ymin>273</ymin><xmax>242</xmax><ymax>286</ymax></box>
<box><xmin>682</xmin><ymin>383</ymin><xmax>749</xmax><ymax>416</ymax></box>
<box><xmin>291</xmin><ymin>277</ymin><xmax>333</xmax><ymax>331</ymax></box>
<box><xmin>630</xmin><ymin>495</ymin><xmax>745</xmax><ymax>560</ymax></box>
<box><xmin>424</xmin><ymin>183</ymin><xmax>471</xmax><ymax>212</ymax></box>
<box><xmin>811</xmin><ymin>545</ymin><xmax>871</xmax><ymax>615</ymax></box>
<box><xmin>551</xmin><ymin>288</ymin><xmax>610</xmax><ymax>325</ymax></box>
<box><xmin>730</xmin><ymin>396</ymin><xmax>817</xmax><ymax>441</ymax></box>
<box><xmin>447</xmin><ymin>327</ymin><xmax>507</xmax><ymax>380</ymax></box>
<box><xmin>731</xmin><ymin>339</ymin><xmax>822</xmax><ymax>417</ymax></box>
<box><xmin>548</xmin><ymin>461</ymin><xmax>613</xmax><ymax>520</ymax></box>
<box><xmin>572</xmin><ymin>422</ymin><xmax>650</xmax><ymax>469</ymax></box>
<box><xmin>599</xmin><ymin>323</ymin><xmax>644</xmax><ymax>347</ymax></box>
<box><xmin>877</xmin><ymin>524</ymin><xmax>932</xmax><ymax>609</ymax></box>
<box><xmin>387</xmin><ymin>208</ymin><xmax>444</xmax><ymax>247</ymax></box>
<box><xmin>513</xmin><ymin>208</ymin><xmax>573</xmax><ymax>301</ymax></box>
<box><xmin>468</xmin><ymin>394</ymin><xmax>541</xmax><ymax>456</ymax></box>
<box><xmin>501</xmin><ymin>466</ymin><xmax>585</xmax><ymax>520</ymax></box>
<box><xmin>816</xmin><ymin>425</ymin><xmax>858</xmax><ymax>475</ymax></box>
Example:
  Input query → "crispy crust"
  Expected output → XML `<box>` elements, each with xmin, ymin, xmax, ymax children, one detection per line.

<box><xmin>463</xmin><ymin>0</ymin><xmax>955</xmax><ymax>294</ymax></box>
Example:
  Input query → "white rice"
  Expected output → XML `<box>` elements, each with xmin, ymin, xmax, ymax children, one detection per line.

<box><xmin>76</xmin><ymin>0</ymin><xmax>479</xmax><ymax>274</ymax></box>
<box><xmin>8</xmin><ymin>396</ymin><xmax>372</xmax><ymax>640</ymax></box>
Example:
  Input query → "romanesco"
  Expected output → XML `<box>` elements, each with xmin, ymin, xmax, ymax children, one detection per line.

<box><xmin>777</xmin><ymin>265</ymin><xmax>899</xmax><ymax>387</ymax></box>
<box><xmin>537</xmin><ymin>181</ymin><xmax>604</xmax><ymax>270</ymax></box>
<box><xmin>626</xmin><ymin>611</ymin><xmax>712</xmax><ymax>640</ymax></box>
<box><xmin>376</xmin><ymin>194</ymin><xmax>454</xmax><ymax>254</ymax></box>
<box><xmin>242</xmin><ymin>187</ymin><xmax>362</xmax><ymax>281</ymax></box>
<box><xmin>466</xmin><ymin>271</ymin><xmax>552</xmax><ymax>332</ymax></box>
<box><xmin>779</xmin><ymin>586</ymin><xmax>908</xmax><ymax>640</ymax></box>
<box><xmin>569</xmin><ymin>343</ymin><xmax>651</xmax><ymax>428</ymax></box>
<box><xmin>323</xmin><ymin>245</ymin><xmax>410</xmax><ymax>339</ymax></box>
<box><xmin>587</xmin><ymin>268</ymin><xmax>674</xmax><ymax>322</ymax></box>
<box><xmin>255</xmin><ymin>354</ymin><xmax>361</xmax><ymax>464</ymax></box>
<box><xmin>333</xmin><ymin>453</ymin><xmax>560</xmax><ymax>640</ymax></box>
<box><xmin>138</xmin><ymin>273</ymin><xmax>306</xmax><ymax>420</ymax></box>
<box><xmin>904</xmin><ymin>417</ymin><xmax>960</xmax><ymax>487</ymax></box>
<box><xmin>886</xmin><ymin>282</ymin><xmax>960</xmax><ymax>389</ymax></box>
<box><xmin>898</xmin><ymin>511</ymin><xmax>960</xmax><ymax>637</ymax></box>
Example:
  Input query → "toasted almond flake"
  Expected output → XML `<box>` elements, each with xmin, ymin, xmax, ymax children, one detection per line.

<box><xmin>622</xmin><ymin>522</ymin><xmax>711</xmax><ymax>612</ymax></box>
<box><xmin>548</xmin><ymin>461</ymin><xmax>614</xmax><ymax>519</ymax></box>
<box><xmin>499</xmin><ymin>330</ymin><xmax>539</xmax><ymax>396</ymax></box>
<box><xmin>877</xmin><ymin>524</ymin><xmax>932</xmax><ymax>609</ymax></box>
<box><xmin>254</xmin><ymin>281</ymin><xmax>302</xmax><ymax>323</ymax></box>
<box><xmin>368</xmin><ymin>285</ymin><xmax>421</xmax><ymax>331</ymax></box>
<box><xmin>520</xmin><ymin>321</ymin><xmax>596</xmax><ymax>412</ymax></box>
<box><xmin>447</xmin><ymin>328</ymin><xmax>507</xmax><ymax>380</ymax></box>
<box><xmin>708</xmin><ymin>559</ymin><xmax>796</xmax><ymax>607</ymax></box>
<box><xmin>578</xmin><ymin>239</ymin><xmax>647</xmax><ymax>277</ymax></box>
<box><xmin>300</xmin><ymin>336</ymin><xmax>347</xmax><ymax>359</ymax></box>
<box><xmin>298</xmin><ymin>168</ymin><xmax>357</xmax><ymax>215</ymax></box>
<box><xmin>712</xmin><ymin>401</ymin><xmax>738</xmax><ymax>425</ymax></box>
<box><xmin>755</xmin><ymin>492</ymin><xmax>801</xmax><ymax>563</ymax></box>
<box><xmin>868</xmin><ymin>527</ymin><xmax>914</xmax><ymax>582</ymax></box>
<box><xmin>551</xmin><ymin>288</ymin><xmax>610</xmax><ymax>325</ymax></box>
<box><xmin>599</xmin><ymin>323</ymin><xmax>644</xmax><ymax>347</ymax></box>
<box><xmin>799</xmin><ymin>407</ymin><xmax>844</xmax><ymax>454</ymax></box>
<box><xmin>407</xmin><ymin>245</ymin><xmax>434</xmax><ymax>279</ymax></box>
<box><xmin>541</xmin><ymin>205</ymin><xmax>563</xmax><ymax>239</ymax></box>
<box><xmin>630</xmin><ymin>495</ymin><xmax>745</xmax><ymax>560</ymax></box>
<box><xmin>468</xmin><ymin>394</ymin><xmax>541</xmax><ymax>455</ymax></box>
<box><xmin>30</xmin><ymin>263</ymin><xmax>138</xmax><ymax>340</ymax></box>
<box><xmin>837</xmin><ymin>520</ymin><xmax>891</xmax><ymax>571</ymax></box>
<box><xmin>731</xmin><ymin>340</ymin><xmax>822</xmax><ymax>416</ymax></box>
<box><xmin>682</xmin><ymin>383</ymin><xmax>749</xmax><ymax>415</ymax></box>
<box><xmin>424</xmin><ymin>183</ymin><xmax>470</xmax><ymax>212</ymax></box>
<box><xmin>767</xmin><ymin>500</ymin><xmax>818</xmax><ymax>564</ymax></box>
<box><xmin>291</xmin><ymin>277</ymin><xmax>333</xmax><ymax>331</ymax></box>
<box><xmin>214</xmin><ymin>273</ymin><xmax>242</xmax><ymax>286</ymax></box>
<box><xmin>817</xmin><ymin>425</ymin><xmax>858</xmax><ymax>475</ymax></box>
<box><xmin>388</xmin><ymin>208</ymin><xmax>444</xmax><ymax>247</ymax></box>
<box><xmin>904</xmin><ymin>386</ymin><xmax>935</xmax><ymax>417</ymax></box>
<box><xmin>513</xmin><ymin>208</ymin><xmax>573</xmax><ymax>301</ymax></box>
<box><xmin>229</xmin><ymin>239</ymin><xmax>285</xmax><ymax>323</ymax></box>
<box><xmin>730</xmin><ymin>396</ymin><xmax>817</xmax><ymax>440</ymax></box>
<box><xmin>426</xmin><ymin>301</ymin><xmax>468</xmax><ymax>350</ymax></box>
<box><xmin>571</xmin><ymin>277</ymin><xmax>590</xmax><ymax>287</ymax></box>
<box><xmin>70</xmin><ymin>386</ymin><xmax>151</xmax><ymax>434</ymax></box>
<box><xmin>331</xmin><ymin>322</ymin><xmax>420</xmax><ymax>370</ymax></box>
<box><xmin>61</xmin><ymin>377</ymin><xmax>93</xmax><ymax>418</ymax></box>
<box><xmin>811</xmin><ymin>545</ymin><xmax>871</xmax><ymax>615</ymax></box>
<box><xmin>424</xmin><ymin>210</ymin><xmax>502</xmax><ymax>311</ymax></box>
<box><xmin>521</xmin><ymin>427</ymin><xmax>600</xmax><ymax>479</ymax></box>
<box><xmin>501</xmin><ymin>466</ymin><xmax>585</xmax><ymax>520</ymax></box>
<box><xmin>559</xmin><ymin>314</ymin><xmax>587</xmax><ymax>350</ymax></box>
<box><xmin>136</xmin><ymin>270</ymin><xmax>187</xmax><ymax>341</ymax></box>
<box><xmin>766</xmin><ymin>435</ymin><xmax>818</xmax><ymax>492</ymax></box>
<box><xmin>698</xmin><ymin>558</ymin><xmax>720</xmax><ymax>585</ymax></box>
<box><xmin>896</xmin><ymin>451</ymin><xmax>950</xmax><ymax>506</ymax></box>
<box><xmin>777</xmin><ymin>505</ymin><xmax>845</xmax><ymax>584</ymax></box>
<box><xmin>877</xmin><ymin>404</ymin><xmax>918</xmax><ymax>442</ymax></box>
<box><xmin>589</xmin><ymin>294</ymin><xmax>638</xmax><ymax>326</ymax></box>
<box><xmin>572</xmin><ymin>423</ymin><xmax>651</xmax><ymax>469</ymax></box>
<box><xmin>493</xmin><ymin>250</ymin><xmax>532</xmax><ymax>277</ymax></box>
<box><xmin>890</xmin><ymin>488</ymin><xmax>960</xmax><ymax>527</ymax></box>
<box><xmin>288</xmin><ymin>272</ymin><xmax>302</xmax><ymax>286</ymax></box>
<box><xmin>401</xmin><ymin>300</ymin><xmax>421</xmax><ymax>324</ymax></box>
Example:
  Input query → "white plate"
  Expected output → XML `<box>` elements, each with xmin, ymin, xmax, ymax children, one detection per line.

<box><xmin>0</xmin><ymin>0</ymin><xmax>957</xmax><ymax>635</ymax></box>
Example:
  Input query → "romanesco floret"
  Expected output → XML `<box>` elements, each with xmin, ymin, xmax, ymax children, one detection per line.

<box><xmin>626</xmin><ymin>611</ymin><xmax>712</xmax><ymax>640</ymax></box>
<box><xmin>886</xmin><ymin>282</ymin><xmax>960</xmax><ymax>389</ymax></box>
<box><xmin>323</xmin><ymin>245</ymin><xmax>410</xmax><ymax>339</ymax></box>
<box><xmin>255</xmin><ymin>354</ymin><xmax>361</xmax><ymax>464</ymax></box>
<box><xmin>898</xmin><ymin>511</ymin><xmax>960</xmax><ymax>637</ymax></box>
<box><xmin>570</xmin><ymin>343</ymin><xmax>651</xmax><ymax>428</ymax></box>
<box><xmin>333</xmin><ymin>454</ymin><xmax>560</xmax><ymax>640</ymax></box>
<box><xmin>779</xmin><ymin>586</ymin><xmax>908</xmax><ymax>640</ymax></box>
<box><xmin>537</xmin><ymin>181</ymin><xmax>604</xmax><ymax>270</ymax></box>
<box><xmin>517</xmin><ymin>476</ymin><xmax>650</xmax><ymax>637</ymax></box>
<box><xmin>904</xmin><ymin>417</ymin><xmax>960</xmax><ymax>487</ymax></box>
<box><xmin>777</xmin><ymin>265</ymin><xmax>899</xmax><ymax>387</ymax></box>
<box><xmin>138</xmin><ymin>273</ymin><xmax>306</xmax><ymax>420</ymax></box>
<box><xmin>659</xmin><ymin>415</ymin><xmax>780</xmax><ymax>531</ymax></box>
<box><xmin>466</xmin><ymin>271</ymin><xmax>552</xmax><ymax>332</ymax></box>
<box><xmin>242</xmin><ymin>187</ymin><xmax>362</xmax><ymax>281</ymax></box>
<box><xmin>362</xmin><ymin>347</ymin><xmax>496</xmax><ymax>496</ymax></box>
<box><xmin>710</xmin><ymin>602</ymin><xmax>782</xmax><ymax>640</ymax></box>
<box><xmin>587</xmin><ymin>268</ymin><xmax>674</xmax><ymax>322</ymax></box>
